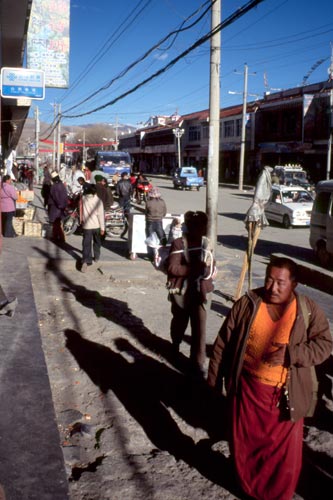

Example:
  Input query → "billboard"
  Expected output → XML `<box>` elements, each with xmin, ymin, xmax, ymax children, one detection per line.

<box><xmin>27</xmin><ymin>0</ymin><xmax>70</xmax><ymax>88</ymax></box>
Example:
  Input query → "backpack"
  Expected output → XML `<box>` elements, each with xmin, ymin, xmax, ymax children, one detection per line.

<box><xmin>146</xmin><ymin>233</ymin><xmax>216</xmax><ymax>279</ymax></box>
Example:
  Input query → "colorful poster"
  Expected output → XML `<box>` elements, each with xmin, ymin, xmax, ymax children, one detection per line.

<box><xmin>27</xmin><ymin>0</ymin><xmax>70</xmax><ymax>88</ymax></box>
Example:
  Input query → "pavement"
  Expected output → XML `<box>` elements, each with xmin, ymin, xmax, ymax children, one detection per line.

<box><xmin>0</xmin><ymin>184</ymin><xmax>332</xmax><ymax>500</ymax></box>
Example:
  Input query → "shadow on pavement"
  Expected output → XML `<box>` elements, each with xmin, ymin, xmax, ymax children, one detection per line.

<box><xmin>218</xmin><ymin>234</ymin><xmax>314</xmax><ymax>265</ymax></box>
<box><xmin>64</xmin><ymin>329</ymin><xmax>243</xmax><ymax>496</ymax></box>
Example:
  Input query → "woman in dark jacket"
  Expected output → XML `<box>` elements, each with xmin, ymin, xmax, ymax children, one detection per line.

<box><xmin>41</xmin><ymin>165</ymin><xmax>52</xmax><ymax>208</ymax></box>
<box><xmin>48</xmin><ymin>172</ymin><xmax>68</xmax><ymax>242</ymax></box>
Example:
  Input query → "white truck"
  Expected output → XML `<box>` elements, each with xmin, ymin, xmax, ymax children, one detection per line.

<box><xmin>272</xmin><ymin>164</ymin><xmax>314</xmax><ymax>192</ymax></box>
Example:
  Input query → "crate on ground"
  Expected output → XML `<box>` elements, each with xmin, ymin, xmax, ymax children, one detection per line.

<box><xmin>23</xmin><ymin>206</ymin><xmax>35</xmax><ymax>221</ymax></box>
<box><xmin>13</xmin><ymin>217</ymin><xmax>25</xmax><ymax>236</ymax></box>
<box><xmin>16</xmin><ymin>201</ymin><xmax>28</xmax><ymax>210</ymax></box>
<box><xmin>24</xmin><ymin>221</ymin><xmax>42</xmax><ymax>237</ymax></box>
<box><xmin>20</xmin><ymin>189</ymin><xmax>34</xmax><ymax>201</ymax></box>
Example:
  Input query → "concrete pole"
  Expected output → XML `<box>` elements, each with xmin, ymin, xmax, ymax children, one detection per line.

<box><xmin>239</xmin><ymin>63</ymin><xmax>248</xmax><ymax>190</ymax></box>
<box><xmin>83</xmin><ymin>129</ymin><xmax>86</xmax><ymax>164</ymax></box>
<box><xmin>56</xmin><ymin>104</ymin><xmax>61</xmax><ymax>172</ymax></box>
<box><xmin>206</xmin><ymin>0</ymin><xmax>221</xmax><ymax>253</ymax></box>
<box><xmin>115</xmin><ymin>115</ymin><xmax>119</xmax><ymax>150</ymax></box>
<box><xmin>326</xmin><ymin>46</ymin><xmax>333</xmax><ymax>180</ymax></box>
<box><xmin>52</xmin><ymin>103</ymin><xmax>57</xmax><ymax>170</ymax></box>
<box><xmin>34</xmin><ymin>106</ymin><xmax>40</xmax><ymax>185</ymax></box>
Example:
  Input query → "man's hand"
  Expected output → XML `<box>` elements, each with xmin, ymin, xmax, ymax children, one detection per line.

<box><xmin>100</xmin><ymin>229</ymin><xmax>105</xmax><ymax>236</ymax></box>
<box><xmin>263</xmin><ymin>342</ymin><xmax>287</xmax><ymax>367</ymax></box>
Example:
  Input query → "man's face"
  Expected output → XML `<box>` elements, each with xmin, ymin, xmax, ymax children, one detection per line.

<box><xmin>264</xmin><ymin>266</ymin><xmax>297</xmax><ymax>304</ymax></box>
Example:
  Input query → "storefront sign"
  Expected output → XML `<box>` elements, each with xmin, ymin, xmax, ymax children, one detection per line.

<box><xmin>1</xmin><ymin>68</ymin><xmax>45</xmax><ymax>99</ymax></box>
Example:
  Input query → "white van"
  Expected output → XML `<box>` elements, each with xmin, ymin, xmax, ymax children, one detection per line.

<box><xmin>309</xmin><ymin>180</ymin><xmax>333</xmax><ymax>267</ymax></box>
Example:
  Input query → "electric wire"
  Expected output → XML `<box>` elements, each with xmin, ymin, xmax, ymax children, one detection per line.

<box><xmin>63</xmin><ymin>0</ymin><xmax>212</xmax><ymax>113</ymax></box>
<box><xmin>59</xmin><ymin>0</ymin><xmax>154</xmax><ymax>103</ymax></box>
<box><xmin>62</xmin><ymin>0</ymin><xmax>266</xmax><ymax>119</ymax></box>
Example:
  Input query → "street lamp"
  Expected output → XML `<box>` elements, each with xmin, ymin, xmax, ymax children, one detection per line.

<box><xmin>173</xmin><ymin>128</ymin><xmax>184</xmax><ymax>168</ymax></box>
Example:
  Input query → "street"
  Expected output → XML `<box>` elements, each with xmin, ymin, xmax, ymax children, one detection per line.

<box><xmin>145</xmin><ymin>178</ymin><xmax>332</xmax><ymax>321</ymax></box>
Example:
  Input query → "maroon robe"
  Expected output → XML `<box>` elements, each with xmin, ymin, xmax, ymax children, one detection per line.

<box><xmin>232</xmin><ymin>372</ymin><xmax>303</xmax><ymax>500</ymax></box>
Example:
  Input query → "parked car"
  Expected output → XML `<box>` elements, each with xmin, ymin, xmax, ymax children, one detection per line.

<box><xmin>172</xmin><ymin>166</ymin><xmax>204</xmax><ymax>191</ymax></box>
<box><xmin>265</xmin><ymin>185</ymin><xmax>314</xmax><ymax>228</ymax></box>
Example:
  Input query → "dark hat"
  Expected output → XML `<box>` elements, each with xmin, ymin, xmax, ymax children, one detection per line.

<box><xmin>94</xmin><ymin>175</ymin><xmax>105</xmax><ymax>182</ymax></box>
<box><xmin>85</xmin><ymin>184</ymin><xmax>97</xmax><ymax>195</ymax></box>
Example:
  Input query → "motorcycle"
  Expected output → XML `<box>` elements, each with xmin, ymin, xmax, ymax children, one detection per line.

<box><xmin>62</xmin><ymin>194</ymin><xmax>128</xmax><ymax>237</ymax></box>
<box><xmin>63</xmin><ymin>193</ymin><xmax>80</xmax><ymax>236</ymax></box>
<box><xmin>136</xmin><ymin>179</ymin><xmax>153</xmax><ymax>204</ymax></box>
<box><xmin>104</xmin><ymin>203</ymin><xmax>128</xmax><ymax>237</ymax></box>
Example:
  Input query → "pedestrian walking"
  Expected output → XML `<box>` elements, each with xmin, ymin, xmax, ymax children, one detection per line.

<box><xmin>77</xmin><ymin>175</ymin><xmax>91</xmax><ymax>195</ymax></box>
<box><xmin>167</xmin><ymin>211</ymin><xmax>216</xmax><ymax>377</ymax></box>
<box><xmin>207</xmin><ymin>255</ymin><xmax>332</xmax><ymax>500</ymax></box>
<box><xmin>41</xmin><ymin>165</ymin><xmax>52</xmax><ymax>208</ymax></box>
<box><xmin>145</xmin><ymin>187</ymin><xmax>167</xmax><ymax>260</ymax></box>
<box><xmin>0</xmin><ymin>175</ymin><xmax>18</xmax><ymax>237</ymax></box>
<box><xmin>80</xmin><ymin>184</ymin><xmax>105</xmax><ymax>272</ymax></box>
<box><xmin>95</xmin><ymin>175</ymin><xmax>114</xmax><ymax>211</ymax></box>
<box><xmin>69</xmin><ymin>164</ymin><xmax>85</xmax><ymax>195</ymax></box>
<box><xmin>48</xmin><ymin>171</ymin><xmax>69</xmax><ymax>243</ymax></box>
<box><xmin>116</xmin><ymin>172</ymin><xmax>133</xmax><ymax>218</ymax></box>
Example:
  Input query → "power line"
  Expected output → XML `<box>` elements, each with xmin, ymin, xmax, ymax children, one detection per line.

<box><xmin>59</xmin><ymin>0</ymin><xmax>154</xmax><ymax>104</ymax></box>
<box><xmin>63</xmin><ymin>0</ymin><xmax>212</xmax><ymax>114</ymax></box>
<box><xmin>62</xmin><ymin>0</ymin><xmax>266</xmax><ymax>119</ymax></box>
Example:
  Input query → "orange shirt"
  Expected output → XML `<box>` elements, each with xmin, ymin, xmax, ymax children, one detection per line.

<box><xmin>243</xmin><ymin>299</ymin><xmax>296</xmax><ymax>387</ymax></box>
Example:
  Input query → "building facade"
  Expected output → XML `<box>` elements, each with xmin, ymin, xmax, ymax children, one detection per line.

<box><xmin>119</xmin><ymin>80</ymin><xmax>333</xmax><ymax>183</ymax></box>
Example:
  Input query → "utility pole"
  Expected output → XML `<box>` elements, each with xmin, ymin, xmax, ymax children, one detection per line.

<box><xmin>56</xmin><ymin>103</ymin><xmax>62</xmax><ymax>172</ymax></box>
<box><xmin>83</xmin><ymin>129</ymin><xmax>86</xmax><ymax>164</ymax></box>
<box><xmin>239</xmin><ymin>63</ymin><xmax>249</xmax><ymax>190</ymax></box>
<box><xmin>52</xmin><ymin>103</ymin><xmax>57</xmax><ymax>170</ymax></box>
<box><xmin>34</xmin><ymin>106</ymin><xmax>40</xmax><ymax>185</ymax></box>
<box><xmin>115</xmin><ymin>115</ymin><xmax>119</xmax><ymax>150</ymax></box>
<box><xmin>230</xmin><ymin>64</ymin><xmax>256</xmax><ymax>190</ymax></box>
<box><xmin>326</xmin><ymin>44</ymin><xmax>333</xmax><ymax>180</ymax></box>
<box><xmin>206</xmin><ymin>0</ymin><xmax>221</xmax><ymax>253</ymax></box>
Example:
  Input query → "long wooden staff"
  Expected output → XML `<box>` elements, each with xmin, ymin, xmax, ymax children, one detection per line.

<box><xmin>234</xmin><ymin>221</ymin><xmax>261</xmax><ymax>300</ymax></box>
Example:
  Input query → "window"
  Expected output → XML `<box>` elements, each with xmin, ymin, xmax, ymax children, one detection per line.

<box><xmin>202</xmin><ymin>122</ymin><xmax>209</xmax><ymax>139</ymax></box>
<box><xmin>314</xmin><ymin>192</ymin><xmax>331</xmax><ymax>214</ymax></box>
<box><xmin>188</xmin><ymin>126</ymin><xmax>201</xmax><ymax>142</ymax></box>
<box><xmin>223</xmin><ymin>120</ymin><xmax>234</xmax><ymax>138</ymax></box>
<box><xmin>236</xmin><ymin>118</ymin><xmax>242</xmax><ymax>137</ymax></box>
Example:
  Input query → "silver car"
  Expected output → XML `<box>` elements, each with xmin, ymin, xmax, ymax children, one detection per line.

<box><xmin>265</xmin><ymin>186</ymin><xmax>314</xmax><ymax>228</ymax></box>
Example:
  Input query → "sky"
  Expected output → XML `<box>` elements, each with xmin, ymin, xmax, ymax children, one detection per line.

<box><xmin>31</xmin><ymin>0</ymin><xmax>333</xmax><ymax>131</ymax></box>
